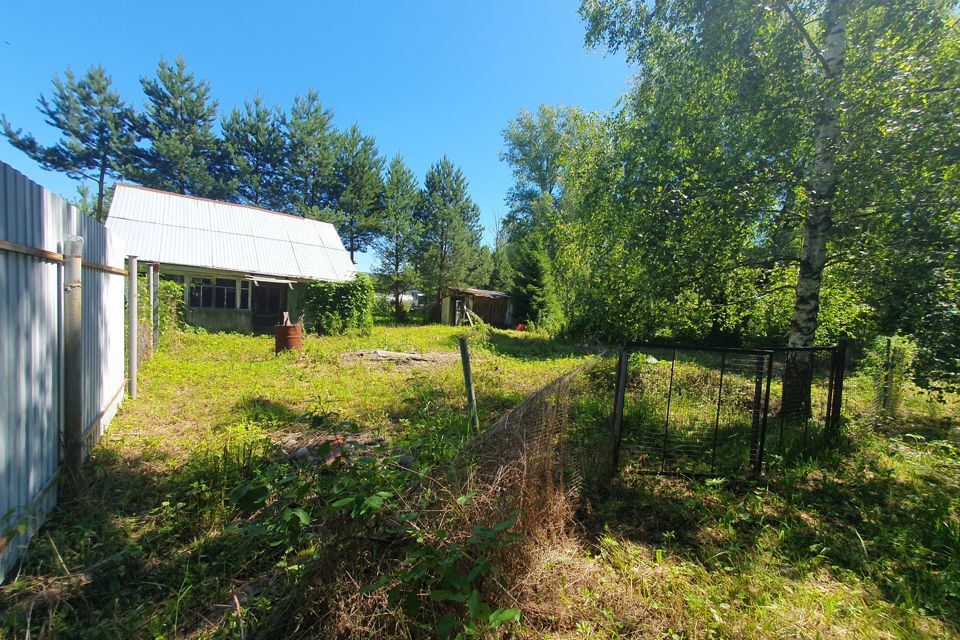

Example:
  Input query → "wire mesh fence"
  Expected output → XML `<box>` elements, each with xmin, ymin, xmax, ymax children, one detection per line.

<box><xmin>467</xmin><ymin>341</ymin><xmax>847</xmax><ymax>507</ymax></box>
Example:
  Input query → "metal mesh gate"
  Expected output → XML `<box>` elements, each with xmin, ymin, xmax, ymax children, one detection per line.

<box><xmin>610</xmin><ymin>342</ymin><xmax>846</xmax><ymax>477</ymax></box>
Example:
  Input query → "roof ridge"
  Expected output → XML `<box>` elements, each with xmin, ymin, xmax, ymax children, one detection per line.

<box><xmin>113</xmin><ymin>183</ymin><xmax>328</xmax><ymax>223</ymax></box>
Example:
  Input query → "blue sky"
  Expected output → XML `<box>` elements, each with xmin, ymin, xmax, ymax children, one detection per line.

<box><xmin>0</xmin><ymin>0</ymin><xmax>630</xmax><ymax>271</ymax></box>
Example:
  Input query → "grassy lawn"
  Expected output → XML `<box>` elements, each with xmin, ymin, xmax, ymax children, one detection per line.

<box><xmin>0</xmin><ymin>325</ymin><xmax>588</xmax><ymax>639</ymax></box>
<box><xmin>1</xmin><ymin>325</ymin><xmax>958</xmax><ymax>639</ymax></box>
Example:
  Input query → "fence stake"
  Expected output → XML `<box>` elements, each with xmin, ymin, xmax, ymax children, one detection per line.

<box><xmin>749</xmin><ymin>355</ymin><xmax>765</xmax><ymax>475</ymax></box>
<box><xmin>127</xmin><ymin>256</ymin><xmax>138</xmax><ymax>400</ymax></box>
<box><xmin>459</xmin><ymin>337</ymin><xmax>480</xmax><ymax>432</ymax></box>
<box><xmin>828</xmin><ymin>340</ymin><xmax>847</xmax><ymax>433</ymax></box>
<box><xmin>755</xmin><ymin>355</ymin><xmax>774</xmax><ymax>475</ymax></box>
<box><xmin>63</xmin><ymin>235</ymin><xmax>84</xmax><ymax>481</ymax></box>
<box><xmin>710</xmin><ymin>353</ymin><xmax>726</xmax><ymax>474</ymax></box>
<box><xmin>147</xmin><ymin>263</ymin><xmax>155</xmax><ymax>355</ymax></box>
<box><xmin>610</xmin><ymin>346</ymin><xmax>629</xmax><ymax>479</ymax></box>
<box><xmin>660</xmin><ymin>348</ymin><xmax>677</xmax><ymax>473</ymax></box>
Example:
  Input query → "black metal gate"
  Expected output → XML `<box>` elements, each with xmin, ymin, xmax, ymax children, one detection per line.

<box><xmin>609</xmin><ymin>342</ymin><xmax>846</xmax><ymax>477</ymax></box>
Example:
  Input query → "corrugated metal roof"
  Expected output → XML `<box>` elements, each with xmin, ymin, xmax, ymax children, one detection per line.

<box><xmin>446</xmin><ymin>287</ymin><xmax>511</xmax><ymax>299</ymax></box>
<box><xmin>105</xmin><ymin>184</ymin><xmax>356</xmax><ymax>282</ymax></box>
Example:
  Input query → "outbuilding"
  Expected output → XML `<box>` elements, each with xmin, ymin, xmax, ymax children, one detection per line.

<box><xmin>439</xmin><ymin>287</ymin><xmax>513</xmax><ymax>327</ymax></box>
<box><xmin>105</xmin><ymin>185</ymin><xmax>355</xmax><ymax>333</ymax></box>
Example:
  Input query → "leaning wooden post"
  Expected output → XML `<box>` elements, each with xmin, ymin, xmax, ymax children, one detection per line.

<box><xmin>459</xmin><ymin>337</ymin><xmax>480</xmax><ymax>432</ymax></box>
<box><xmin>63</xmin><ymin>235</ymin><xmax>85</xmax><ymax>480</ymax></box>
<box><xmin>127</xmin><ymin>255</ymin><xmax>138</xmax><ymax>400</ymax></box>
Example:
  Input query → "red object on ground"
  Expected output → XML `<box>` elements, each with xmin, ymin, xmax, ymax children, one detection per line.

<box><xmin>274</xmin><ymin>324</ymin><xmax>303</xmax><ymax>353</ymax></box>
<box><xmin>515</xmin><ymin>323</ymin><xmax>527</xmax><ymax>332</ymax></box>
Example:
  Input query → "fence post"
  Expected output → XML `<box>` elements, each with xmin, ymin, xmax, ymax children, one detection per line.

<box><xmin>147</xmin><ymin>262</ymin><xmax>156</xmax><ymax>354</ymax></box>
<box><xmin>127</xmin><ymin>256</ymin><xmax>138</xmax><ymax>400</ymax></box>
<box><xmin>609</xmin><ymin>347</ymin><xmax>629</xmax><ymax>480</ymax></box>
<box><xmin>749</xmin><ymin>354</ymin><xmax>765</xmax><ymax>475</ymax></box>
<box><xmin>63</xmin><ymin>235</ymin><xmax>84</xmax><ymax>481</ymax></box>
<box><xmin>459</xmin><ymin>337</ymin><xmax>480</xmax><ymax>432</ymax></box>
<box><xmin>755</xmin><ymin>354</ymin><xmax>774</xmax><ymax>475</ymax></box>
<box><xmin>828</xmin><ymin>340</ymin><xmax>847</xmax><ymax>432</ymax></box>
<box><xmin>152</xmin><ymin>264</ymin><xmax>160</xmax><ymax>349</ymax></box>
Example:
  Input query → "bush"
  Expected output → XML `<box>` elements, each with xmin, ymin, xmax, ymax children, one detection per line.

<box><xmin>303</xmin><ymin>275</ymin><xmax>375</xmax><ymax>335</ymax></box>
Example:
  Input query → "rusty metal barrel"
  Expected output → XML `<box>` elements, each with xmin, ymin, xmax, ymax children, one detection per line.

<box><xmin>274</xmin><ymin>324</ymin><xmax>303</xmax><ymax>353</ymax></box>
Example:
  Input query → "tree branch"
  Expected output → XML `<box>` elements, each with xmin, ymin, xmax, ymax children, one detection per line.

<box><xmin>776</xmin><ymin>1</ymin><xmax>832</xmax><ymax>77</ymax></box>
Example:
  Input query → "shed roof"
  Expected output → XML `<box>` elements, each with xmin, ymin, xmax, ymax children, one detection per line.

<box><xmin>445</xmin><ymin>286</ymin><xmax>511</xmax><ymax>299</ymax></box>
<box><xmin>105</xmin><ymin>184</ymin><xmax>355</xmax><ymax>282</ymax></box>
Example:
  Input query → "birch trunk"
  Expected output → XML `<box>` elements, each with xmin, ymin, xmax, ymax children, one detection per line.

<box><xmin>782</xmin><ymin>0</ymin><xmax>847</xmax><ymax>416</ymax></box>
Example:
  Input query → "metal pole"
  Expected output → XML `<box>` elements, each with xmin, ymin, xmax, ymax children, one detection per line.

<box><xmin>660</xmin><ymin>348</ymin><xmax>677</xmax><ymax>473</ymax></box>
<box><xmin>459</xmin><ymin>337</ymin><xmax>480</xmax><ymax>431</ymax></box>
<box><xmin>755</xmin><ymin>354</ymin><xmax>774</xmax><ymax>475</ymax></box>
<box><xmin>749</xmin><ymin>355</ymin><xmax>765</xmax><ymax>475</ymax></box>
<box><xmin>127</xmin><ymin>256</ymin><xmax>138</xmax><ymax>400</ymax></box>
<box><xmin>710</xmin><ymin>353</ymin><xmax>726</xmax><ymax>474</ymax></box>
<box><xmin>151</xmin><ymin>263</ymin><xmax>160</xmax><ymax>350</ymax></box>
<box><xmin>63</xmin><ymin>235</ymin><xmax>84</xmax><ymax>480</ymax></box>
<box><xmin>829</xmin><ymin>340</ymin><xmax>847</xmax><ymax>433</ymax></box>
<box><xmin>610</xmin><ymin>347</ymin><xmax>629</xmax><ymax>479</ymax></box>
<box><xmin>147</xmin><ymin>262</ymin><xmax>155</xmax><ymax>355</ymax></box>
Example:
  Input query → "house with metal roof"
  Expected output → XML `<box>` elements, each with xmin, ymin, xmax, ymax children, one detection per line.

<box><xmin>105</xmin><ymin>184</ymin><xmax>356</xmax><ymax>332</ymax></box>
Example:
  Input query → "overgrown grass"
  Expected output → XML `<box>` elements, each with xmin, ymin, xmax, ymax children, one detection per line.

<box><xmin>2</xmin><ymin>326</ymin><xmax>957</xmax><ymax>639</ymax></box>
<box><xmin>517</xmin><ymin>377</ymin><xmax>960</xmax><ymax>639</ymax></box>
<box><xmin>0</xmin><ymin>325</ymin><xmax>586</xmax><ymax>639</ymax></box>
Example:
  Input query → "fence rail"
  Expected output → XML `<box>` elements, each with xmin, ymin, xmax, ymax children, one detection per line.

<box><xmin>0</xmin><ymin>162</ymin><xmax>127</xmax><ymax>583</ymax></box>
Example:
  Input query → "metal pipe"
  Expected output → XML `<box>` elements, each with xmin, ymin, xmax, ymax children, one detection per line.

<box><xmin>610</xmin><ymin>347</ymin><xmax>629</xmax><ymax>479</ymax></box>
<box><xmin>660</xmin><ymin>348</ymin><xmax>677</xmax><ymax>473</ymax></box>
<box><xmin>127</xmin><ymin>256</ymin><xmax>138</xmax><ymax>400</ymax></box>
<box><xmin>147</xmin><ymin>262</ymin><xmax>155</xmax><ymax>353</ymax></box>
<box><xmin>63</xmin><ymin>235</ymin><xmax>84</xmax><ymax>480</ymax></box>
<box><xmin>710</xmin><ymin>353</ymin><xmax>726</xmax><ymax>474</ymax></box>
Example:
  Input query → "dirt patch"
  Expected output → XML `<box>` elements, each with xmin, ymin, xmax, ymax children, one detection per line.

<box><xmin>342</xmin><ymin>349</ymin><xmax>460</xmax><ymax>367</ymax></box>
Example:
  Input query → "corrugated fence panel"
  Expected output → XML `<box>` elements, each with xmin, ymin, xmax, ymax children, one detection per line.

<box><xmin>79</xmin><ymin>216</ymin><xmax>126</xmax><ymax>454</ymax></box>
<box><xmin>0</xmin><ymin>162</ymin><xmax>126</xmax><ymax>583</ymax></box>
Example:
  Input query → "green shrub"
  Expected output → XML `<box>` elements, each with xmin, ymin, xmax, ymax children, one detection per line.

<box><xmin>303</xmin><ymin>275</ymin><xmax>375</xmax><ymax>335</ymax></box>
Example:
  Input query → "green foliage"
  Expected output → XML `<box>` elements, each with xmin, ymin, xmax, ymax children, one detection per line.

<box><xmin>302</xmin><ymin>274</ymin><xmax>375</xmax><ymax>335</ymax></box>
<box><xmin>375</xmin><ymin>155</ymin><xmax>422</xmax><ymax>320</ymax></box>
<box><xmin>2</xmin><ymin>65</ymin><xmax>136</xmax><ymax>222</ymax></box>
<box><xmin>283</xmin><ymin>90</ymin><xmax>337</xmax><ymax>216</ymax></box>
<box><xmin>127</xmin><ymin>55</ymin><xmax>231</xmax><ymax>199</ymax></box>
<box><xmin>221</xmin><ymin>95</ymin><xmax>287</xmax><ymax>209</ymax></box>
<box><xmin>414</xmin><ymin>157</ymin><xmax>488</xmax><ymax>299</ymax></box>
<box><xmin>317</xmin><ymin>125</ymin><xmax>385</xmax><ymax>262</ymax></box>
<box><xmin>862</xmin><ymin>334</ymin><xmax>919</xmax><ymax>415</ymax></box>
<box><xmin>136</xmin><ymin>276</ymin><xmax>184</xmax><ymax>345</ymax></box>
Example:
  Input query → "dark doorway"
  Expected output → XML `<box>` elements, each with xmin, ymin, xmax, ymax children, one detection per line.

<box><xmin>251</xmin><ymin>282</ymin><xmax>288</xmax><ymax>333</ymax></box>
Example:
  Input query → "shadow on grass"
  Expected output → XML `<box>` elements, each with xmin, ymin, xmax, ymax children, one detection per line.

<box><xmin>0</xmin><ymin>430</ymin><xmax>288</xmax><ymax>638</ymax></box>
<box><xmin>234</xmin><ymin>395</ymin><xmax>302</xmax><ymax>425</ymax></box>
<box><xmin>584</xmin><ymin>432</ymin><xmax>960</xmax><ymax>630</ymax></box>
<box><xmin>486</xmin><ymin>331</ymin><xmax>597</xmax><ymax>362</ymax></box>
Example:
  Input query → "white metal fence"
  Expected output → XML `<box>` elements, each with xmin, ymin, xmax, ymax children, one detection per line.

<box><xmin>0</xmin><ymin>162</ymin><xmax>127</xmax><ymax>583</ymax></box>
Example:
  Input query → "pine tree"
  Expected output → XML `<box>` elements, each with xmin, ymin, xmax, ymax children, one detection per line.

<box><xmin>415</xmin><ymin>157</ymin><xmax>485</xmax><ymax>300</ymax></box>
<box><xmin>322</xmin><ymin>125</ymin><xmax>385</xmax><ymax>263</ymax></box>
<box><xmin>222</xmin><ymin>95</ymin><xmax>286</xmax><ymax>209</ymax></box>
<box><xmin>2</xmin><ymin>66</ymin><xmax>136</xmax><ymax>222</ymax></box>
<box><xmin>375</xmin><ymin>155</ymin><xmax>422</xmax><ymax>319</ymax></box>
<box><xmin>284</xmin><ymin>91</ymin><xmax>337</xmax><ymax>216</ymax></box>
<box><xmin>127</xmin><ymin>56</ymin><xmax>230</xmax><ymax>198</ymax></box>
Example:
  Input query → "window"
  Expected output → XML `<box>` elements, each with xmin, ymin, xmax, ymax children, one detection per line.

<box><xmin>189</xmin><ymin>278</ymin><xmax>212</xmax><ymax>308</ymax></box>
<box><xmin>189</xmin><ymin>277</ymin><xmax>238</xmax><ymax>309</ymax></box>
<box><xmin>215</xmin><ymin>278</ymin><xmax>236</xmax><ymax>309</ymax></box>
<box><xmin>240</xmin><ymin>281</ymin><xmax>250</xmax><ymax>310</ymax></box>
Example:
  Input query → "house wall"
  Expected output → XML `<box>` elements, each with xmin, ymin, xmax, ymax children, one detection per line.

<box><xmin>183</xmin><ymin>307</ymin><xmax>252</xmax><ymax>333</ymax></box>
<box><xmin>156</xmin><ymin>265</ymin><xmax>296</xmax><ymax>334</ymax></box>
